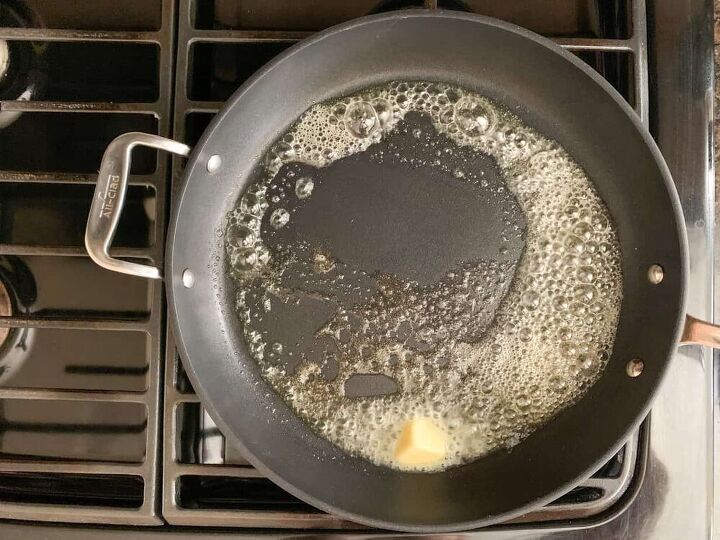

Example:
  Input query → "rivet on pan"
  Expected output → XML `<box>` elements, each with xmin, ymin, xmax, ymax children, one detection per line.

<box><xmin>182</xmin><ymin>269</ymin><xmax>195</xmax><ymax>288</ymax></box>
<box><xmin>206</xmin><ymin>154</ymin><xmax>222</xmax><ymax>173</ymax></box>
<box><xmin>626</xmin><ymin>358</ymin><xmax>644</xmax><ymax>377</ymax></box>
<box><xmin>647</xmin><ymin>264</ymin><xmax>664</xmax><ymax>284</ymax></box>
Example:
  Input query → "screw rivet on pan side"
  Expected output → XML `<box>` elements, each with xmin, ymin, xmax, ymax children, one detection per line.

<box><xmin>626</xmin><ymin>358</ymin><xmax>644</xmax><ymax>377</ymax></box>
<box><xmin>182</xmin><ymin>269</ymin><xmax>195</xmax><ymax>288</ymax></box>
<box><xmin>647</xmin><ymin>264</ymin><xmax>664</xmax><ymax>284</ymax></box>
<box><xmin>207</xmin><ymin>154</ymin><xmax>222</xmax><ymax>173</ymax></box>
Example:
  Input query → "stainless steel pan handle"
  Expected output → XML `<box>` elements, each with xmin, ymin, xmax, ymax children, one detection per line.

<box><xmin>85</xmin><ymin>132</ymin><xmax>191</xmax><ymax>279</ymax></box>
<box><xmin>86</xmin><ymin>135</ymin><xmax>720</xmax><ymax>351</ymax></box>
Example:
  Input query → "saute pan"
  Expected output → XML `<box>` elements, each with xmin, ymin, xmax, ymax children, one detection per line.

<box><xmin>84</xmin><ymin>11</ymin><xmax>720</xmax><ymax>532</ymax></box>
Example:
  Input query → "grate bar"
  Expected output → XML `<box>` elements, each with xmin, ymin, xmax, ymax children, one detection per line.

<box><xmin>582</xmin><ymin>476</ymin><xmax>627</xmax><ymax>491</ymax></box>
<box><xmin>0</xmin><ymin>388</ymin><xmax>149</xmax><ymax>403</ymax></box>
<box><xmin>0</xmin><ymin>101</ymin><xmax>161</xmax><ymax>114</ymax></box>
<box><xmin>167</xmin><ymin>393</ymin><xmax>200</xmax><ymax>404</ymax></box>
<box><xmin>188</xmin><ymin>30</ymin><xmax>311</xmax><ymax>42</ymax></box>
<box><xmin>0</xmin><ymin>27</ymin><xmax>162</xmax><ymax>43</ymax></box>
<box><xmin>0</xmin><ymin>461</ymin><xmax>145</xmax><ymax>475</ymax></box>
<box><xmin>630</xmin><ymin>0</ymin><xmax>649</xmax><ymax>124</ymax></box>
<box><xmin>161</xmin><ymin>505</ymin><xmax>361</xmax><ymax>529</ymax></box>
<box><xmin>182</xmin><ymin>34</ymin><xmax>633</xmax><ymax>51</ymax></box>
<box><xmin>508</xmin><ymin>431</ymin><xmax>640</xmax><ymax>524</ymax></box>
<box><xmin>555</xmin><ymin>37</ymin><xmax>634</xmax><ymax>51</ymax></box>
<box><xmin>172</xmin><ymin>464</ymin><xmax>264</xmax><ymax>478</ymax></box>
<box><xmin>0</xmin><ymin>503</ymin><xmax>161</xmax><ymax>526</ymax></box>
<box><xmin>0</xmin><ymin>316</ymin><xmax>148</xmax><ymax>332</ymax></box>
<box><xmin>182</xmin><ymin>100</ymin><xmax>223</xmax><ymax>114</ymax></box>
<box><xmin>0</xmin><ymin>245</ymin><xmax>155</xmax><ymax>259</ymax></box>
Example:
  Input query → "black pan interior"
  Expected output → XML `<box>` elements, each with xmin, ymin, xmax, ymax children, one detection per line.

<box><xmin>167</xmin><ymin>11</ymin><xmax>686</xmax><ymax>531</ymax></box>
<box><xmin>244</xmin><ymin>111</ymin><xmax>527</xmax><ymax>382</ymax></box>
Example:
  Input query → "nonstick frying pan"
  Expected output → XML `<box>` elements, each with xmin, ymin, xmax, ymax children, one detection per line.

<box><xmin>84</xmin><ymin>11</ymin><xmax>720</xmax><ymax>532</ymax></box>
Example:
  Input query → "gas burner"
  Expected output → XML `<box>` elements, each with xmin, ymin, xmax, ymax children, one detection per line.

<box><xmin>0</xmin><ymin>257</ymin><xmax>35</xmax><ymax>384</ymax></box>
<box><xmin>0</xmin><ymin>0</ymin><xmax>44</xmax><ymax>129</ymax></box>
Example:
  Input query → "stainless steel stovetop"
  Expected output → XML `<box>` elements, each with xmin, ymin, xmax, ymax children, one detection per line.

<box><xmin>0</xmin><ymin>0</ymin><xmax>714</xmax><ymax>538</ymax></box>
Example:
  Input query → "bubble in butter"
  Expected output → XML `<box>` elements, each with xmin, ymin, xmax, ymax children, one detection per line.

<box><xmin>394</xmin><ymin>417</ymin><xmax>447</xmax><ymax>468</ymax></box>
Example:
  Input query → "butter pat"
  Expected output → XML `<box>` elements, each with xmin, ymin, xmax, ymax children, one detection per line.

<box><xmin>394</xmin><ymin>417</ymin><xmax>447</xmax><ymax>467</ymax></box>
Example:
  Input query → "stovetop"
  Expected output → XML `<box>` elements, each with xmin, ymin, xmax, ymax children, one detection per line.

<box><xmin>0</xmin><ymin>0</ymin><xmax>714</xmax><ymax>538</ymax></box>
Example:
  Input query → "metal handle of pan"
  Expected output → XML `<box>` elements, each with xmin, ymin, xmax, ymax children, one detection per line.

<box><xmin>86</xmin><ymin>133</ymin><xmax>720</xmax><ymax>351</ymax></box>
<box><xmin>85</xmin><ymin>132</ymin><xmax>191</xmax><ymax>279</ymax></box>
<box><xmin>680</xmin><ymin>314</ymin><xmax>720</xmax><ymax>347</ymax></box>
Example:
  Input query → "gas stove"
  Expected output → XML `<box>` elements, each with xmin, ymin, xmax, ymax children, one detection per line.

<box><xmin>0</xmin><ymin>0</ymin><xmax>714</xmax><ymax>538</ymax></box>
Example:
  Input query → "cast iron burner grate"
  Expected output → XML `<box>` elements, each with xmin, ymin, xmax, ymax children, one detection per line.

<box><xmin>0</xmin><ymin>0</ymin><xmax>650</xmax><ymax>531</ymax></box>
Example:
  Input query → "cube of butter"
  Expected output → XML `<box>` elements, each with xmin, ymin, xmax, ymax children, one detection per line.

<box><xmin>394</xmin><ymin>417</ymin><xmax>447</xmax><ymax>467</ymax></box>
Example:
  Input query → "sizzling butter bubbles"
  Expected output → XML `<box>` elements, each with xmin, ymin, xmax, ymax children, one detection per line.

<box><xmin>225</xmin><ymin>82</ymin><xmax>623</xmax><ymax>471</ymax></box>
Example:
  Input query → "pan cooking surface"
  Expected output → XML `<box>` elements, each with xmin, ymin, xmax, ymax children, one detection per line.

<box><xmin>223</xmin><ymin>81</ymin><xmax>623</xmax><ymax>471</ymax></box>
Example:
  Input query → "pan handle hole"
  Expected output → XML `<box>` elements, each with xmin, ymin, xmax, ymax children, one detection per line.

<box><xmin>647</xmin><ymin>264</ymin><xmax>664</xmax><ymax>284</ymax></box>
<box><xmin>207</xmin><ymin>154</ymin><xmax>222</xmax><ymax>173</ymax></box>
<box><xmin>182</xmin><ymin>269</ymin><xmax>195</xmax><ymax>288</ymax></box>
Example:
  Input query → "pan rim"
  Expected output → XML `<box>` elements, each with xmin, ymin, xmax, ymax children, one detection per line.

<box><xmin>166</xmin><ymin>9</ymin><xmax>688</xmax><ymax>533</ymax></box>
